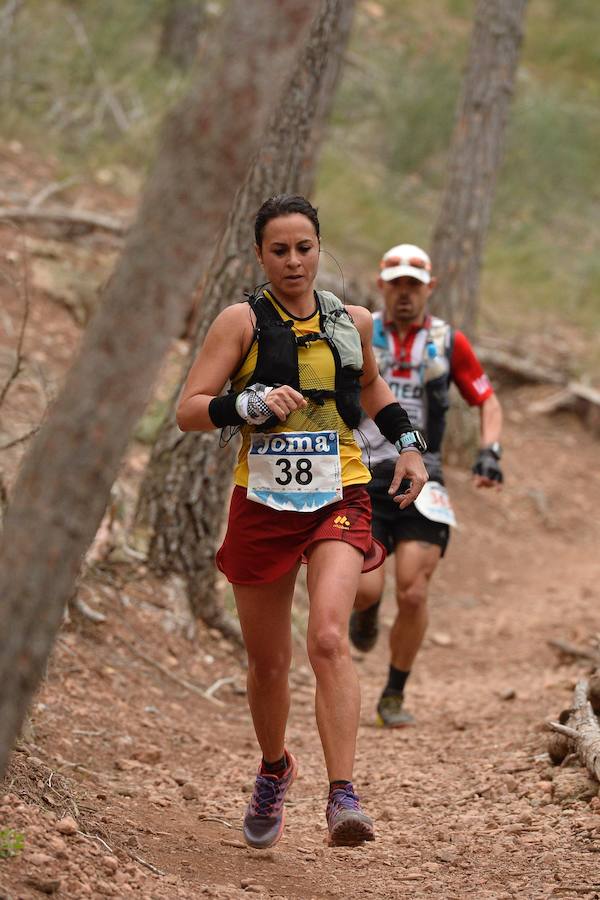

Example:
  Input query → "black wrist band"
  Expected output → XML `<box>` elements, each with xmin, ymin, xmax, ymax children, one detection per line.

<box><xmin>208</xmin><ymin>393</ymin><xmax>245</xmax><ymax>428</ymax></box>
<box><xmin>373</xmin><ymin>402</ymin><xmax>414</xmax><ymax>444</ymax></box>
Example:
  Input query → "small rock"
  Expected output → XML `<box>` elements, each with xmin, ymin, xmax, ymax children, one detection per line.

<box><xmin>552</xmin><ymin>771</ymin><xmax>597</xmax><ymax>803</ymax></box>
<box><xmin>182</xmin><ymin>783</ymin><xmax>199</xmax><ymax>801</ymax></box>
<box><xmin>24</xmin><ymin>877</ymin><xmax>61</xmax><ymax>895</ymax></box>
<box><xmin>102</xmin><ymin>855</ymin><xmax>119</xmax><ymax>873</ymax></box>
<box><xmin>499</xmin><ymin>689</ymin><xmax>516</xmax><ymax>701</ymax></box>
<box><xmin>435</xmin><ymin>847</ymin><xmax>457</xmax><ymax>863</ymax></box>
<box><xmin>56</xmin><ymin>816</ymin><xmax>78</xmax><ymax>835</ymax></box>
<box><xmin>221</xmin><ymin>839</ymin><xmax>246</xmax><ymax>849</ymax></box>
<box><xmin>430</xmin><ymin>632</ymin><xmax>453</xmax><ymax>647</ymax></box>
<box><xmin>504</xmin><ymin>775</ymin><xmax>518</xmax><ymax>793</ymax></box>
<box><xmin>171</xmin><ymin>771</ymin><xmax>191</xmax><ymax>786</ymax></box>
<box><xmin>29</xmin><ymin>852</ymin><xmax>53</xmax><ymax>866</ymax></box>
<box><xmin>48</xmin><ymin>836</ymin><xmax>68</xmax><ymax>858</ymax></box>
<box><xmin>132</xmin><ymin>747</ymin><xmax>162</xmax><ymax>765</ymax></box>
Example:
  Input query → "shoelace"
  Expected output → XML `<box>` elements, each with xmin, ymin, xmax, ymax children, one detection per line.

<box><xmin>250</xmin><ymin>774</ymin><xmax>285</xmax><ymax>817</ymax></box>
<box><xmin>329</xmin><ymin>785</ymin><xmax>360</xmax><ymax>812</ymax></box>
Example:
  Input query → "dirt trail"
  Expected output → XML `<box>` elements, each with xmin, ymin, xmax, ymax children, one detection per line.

<box><xmin>2</xmin><ymin>395</ymin><xmax>600</xmax><ymax>900</ymax></box>
<box><xmin>2</xmin><ymin>142</ymin><xmax>600</xmax><ymax>899</ymax></box>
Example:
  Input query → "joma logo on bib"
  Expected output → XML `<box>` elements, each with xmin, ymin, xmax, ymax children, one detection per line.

<box><xmin>253</xmin><ymin>432</ymin><xmax>338</xmax><ymax>456</ymax></box>
<box><xmin>247</xmin><ymin>430</ymin><xmax>342</xmax><ymax>512</ymax></box>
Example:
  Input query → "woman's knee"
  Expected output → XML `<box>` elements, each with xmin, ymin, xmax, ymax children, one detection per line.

<box><xmin>307</xmin><ymin>624</ymin><xmax>348</xmax><ymax>670</ymax></box>
<box><xmin>247</xmin><ymin>649</ymin><xmax>291</xmax><ymax>685</ymax></box>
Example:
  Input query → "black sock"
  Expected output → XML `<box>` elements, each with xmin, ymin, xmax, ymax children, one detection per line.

<box><xmin>384</xmin><ymin>665</ymin><xmax>410</xmax><ymax>695</ymax></box>
<box><xmin>329</xmin><ymin>779</ymin><xmax>352</xmax><ymax>794</ymax></box>
<box><xmin>261</xmin><ymin>753</ymin><xmax>287</xmax><ymax>776</ymax></box>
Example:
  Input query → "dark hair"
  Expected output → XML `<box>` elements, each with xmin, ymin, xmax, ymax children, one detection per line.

<box><xmin>254</xmin><ymin>194</ymin><xmax>320</xmax><ymax>247</ymax></box>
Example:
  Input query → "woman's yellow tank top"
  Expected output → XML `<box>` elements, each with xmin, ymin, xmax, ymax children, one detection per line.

<box><xmin>231</xmin><ymin>293</ymin><xmax>371</xmax><ymax>488</ymax></box>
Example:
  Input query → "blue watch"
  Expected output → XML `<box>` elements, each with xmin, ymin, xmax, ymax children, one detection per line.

<box><xmin>395</xmin><ymin>430</ymin><xmax>427</xmax><ymax>454</ymax></box>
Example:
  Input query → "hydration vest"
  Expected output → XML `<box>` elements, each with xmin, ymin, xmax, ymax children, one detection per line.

<box><xmin>243</xmin><ymin>288</ymin><xmax>364</xmax><ymax>430</ymax></box>
<box><xmin>370</xmin><ymin>313</ymin><xmax>455</xmax><ymax>455</ymax></box>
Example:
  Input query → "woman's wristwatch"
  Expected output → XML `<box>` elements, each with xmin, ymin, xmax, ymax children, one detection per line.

<box><xmin>394</xmin><ymin>430</ymin><xmax>428</xmax><ymax>454</ymax></box>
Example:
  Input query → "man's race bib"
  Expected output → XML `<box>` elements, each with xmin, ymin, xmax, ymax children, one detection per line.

<box><xmin>247</xmin><ymin>431</ymin><xmax>342</xmax><ymax>512</ymax></box>
<box><xmin>413</xmin><ymin>481</ymin><xmax>457</xmax><ymax>527</ymax></box>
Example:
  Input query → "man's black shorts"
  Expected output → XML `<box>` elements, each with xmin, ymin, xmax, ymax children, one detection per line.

<box><xmin>367</xmin><ymin>461</ymin><xmax>450</xmax><ymax>557</ymax></box>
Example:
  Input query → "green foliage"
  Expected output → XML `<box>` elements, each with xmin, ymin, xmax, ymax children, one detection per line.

<box><xmin>1</xmin><ymin>0</ymin><xmax>598</xmax><ymax>367</ymax></box>
<box><xmin>0</xmin><ymin>828</ymin><xmax>25</xmax><ymax>858</ymax></box>
<box><xmin>316</xmin><ymin>0</ymin><xmax>600</xmax><ymax>369</ymax></box>
<box><xmin>1</xmin><ymin>0</ymin><xmax>188</xmax><ymax>167</ymax></box>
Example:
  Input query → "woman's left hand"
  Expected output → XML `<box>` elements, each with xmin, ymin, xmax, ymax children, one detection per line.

<box><xmin>388</xmin><ymin>451</ymin><xmax>429</xmax><ymax>508</ymax></box>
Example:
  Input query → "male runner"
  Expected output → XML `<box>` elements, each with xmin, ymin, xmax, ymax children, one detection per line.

<box><xmin>351</xmin><ymin>243</ymin><xmax>503</xmax><ymax>727</ymax></box>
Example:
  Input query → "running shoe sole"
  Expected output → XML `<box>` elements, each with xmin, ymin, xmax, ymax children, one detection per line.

<box><xmin>375</xmin><ymin>711</ymin><xmax>415</xmax><ymax>728</ymax></box>
<box><xmin>328</xmin><ymin>812</ymin><xmax>375</xmax><ymax>847</ymax></box>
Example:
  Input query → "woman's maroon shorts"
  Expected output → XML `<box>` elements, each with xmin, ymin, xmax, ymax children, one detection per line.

<box><xmin>216</xmin><ymin>484</ymin><xmax>386</xmax><ymax>585</ymax></box>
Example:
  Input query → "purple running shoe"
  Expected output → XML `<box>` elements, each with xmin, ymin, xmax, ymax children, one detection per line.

<box><xmin>243</xmin><ymin>752</ymin><xmax>298</xmax><ymax>849</ymax></box>
<box><xmin>326</xmin><ymin>783</ymin><xmax>374</xmax><ymax>846</ymax></box>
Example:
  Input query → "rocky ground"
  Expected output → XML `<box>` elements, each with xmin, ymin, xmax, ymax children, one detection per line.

<box><xmin>2</xmin><ymin>140</ymin><xmax>600</xmax><ymax>899</ymax></box>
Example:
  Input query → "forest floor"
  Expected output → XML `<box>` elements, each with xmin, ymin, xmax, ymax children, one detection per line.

<box><xmin>2</xmin><ymin>140</ymin><xmax>600</xmax><ymax>900</ymax></box>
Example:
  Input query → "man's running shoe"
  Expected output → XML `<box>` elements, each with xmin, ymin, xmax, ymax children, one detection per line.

<box><xmin>349</xmin><ymin>601</ymin><xmax>381</xmax><ymax>653</ymax></box>
<box><xmin>376</xmin><ymin>691</ymin><xmax>415</xmax><ymax>728</ymax></box>
<box><xmin>326</xmin><ymin>784</ymin><xmax>375</xmax><ymax>846</ymax></box>
<box><xmin>243</xmin><ymin>752</ymin><xmax>298</xmax><ymax>849</ymax></box>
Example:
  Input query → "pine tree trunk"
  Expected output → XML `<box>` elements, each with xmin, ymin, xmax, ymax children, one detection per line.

<box><xmin>430</xmin><ymin>0</ymin><xmax>528</xmax><ymax>335</ymax></box>
<box><xmin>0</xmin><ymin>0</ymin><xmax>318</xmax><ymax>780</ymax></box>
<box><xmin>136</xmin><ymin>0</ymin><xmax>357</xmax><ymax>622</ymax></box>
<box><xmin>158</xmin><ymin>1</ymin><xmax>205</xmax><ymax>70</ymax></box>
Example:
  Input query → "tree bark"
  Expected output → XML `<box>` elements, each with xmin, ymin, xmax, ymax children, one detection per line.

<box><xmin>136</xmin><ymin>0</ymin><xmax>357</xmax><ymax>622</ymax></box>
<box><xmin>158</xmin><ymin>0</ymin><xmax>206</xmax><ymax>70</ymax></box>
<box><xmin>0</xmin><ymin>0</ymin><xmax>318</xmax><ymax>780</ymax></box>
<box><xmin>430</xmin><ymin>0</ymin><xmax>528</xmax><ymax>335</ymax></box>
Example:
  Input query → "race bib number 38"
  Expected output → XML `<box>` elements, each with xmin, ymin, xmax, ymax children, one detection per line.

<box><xmin>247</xmin><ymin>431</ymin><xmax>342</xmax><ymax>513</ymax></box>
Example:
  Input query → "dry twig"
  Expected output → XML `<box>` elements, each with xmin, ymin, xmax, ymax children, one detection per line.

<box><xmin>127</xmin><ymin>851</ymin><xmax>165</xmax><ymax>877</ymax></box>
<box><xmin>115</xmin><ymin>635</ymin><xmax>224</xmax><ymax>706</ymax></box>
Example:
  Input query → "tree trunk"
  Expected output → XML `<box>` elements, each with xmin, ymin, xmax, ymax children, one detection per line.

<box><xmin>430</xmin><ymin>0</ymin><xmax>528</xmax><ymax>335</ymax></box>
<box><xmin>0</xmin><ymin>0</ymin><xmax>318</xmax><ymax>780</ymax></box>
<box><xmin>158</xmin><ymin>0</ymin><xmax>205</xmax><ymax>70</ymax></box>
<box><xmin>136</xmin><ymin>0</ymin><xmax>357</xmax><ymax>622</ymax></box>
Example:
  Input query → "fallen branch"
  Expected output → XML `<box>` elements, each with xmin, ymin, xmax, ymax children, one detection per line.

<box><xmin>547</xmin><ymin>680</ymin><xmax>600</xmax><ymax>783</ymax></box>
<box><xmin>115</xmin><ymin>635</ymin><xmax>224</xmax><ymax>706</ymax></box>
<box><xmin>0</xmin><ymin>205</ymin><xmax>127</xmax><ymax>235</ymax></box>
<box><xmin>475</xmin><ymin>346</ymin><xmax>566</xmax><ymax>386</ymax></box>
<box><xmin>528</xmin><ymin>382</ymin><xmax>600</xmax><ymax>436</ymax></box>
<box><xmin>548</xmin><ymin>639</ymin><xmax>600</xmax><ymax>665</ymax></box>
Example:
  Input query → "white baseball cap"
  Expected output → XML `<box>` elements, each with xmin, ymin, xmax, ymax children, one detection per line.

<box><xmin>379</xmin><ymin>243</ymin><xmax>432</xmax><ymax>285</ymax></box>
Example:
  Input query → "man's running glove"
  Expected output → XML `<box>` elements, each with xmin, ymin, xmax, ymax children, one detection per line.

<box><xmin>472</xmin><ymin>448</ymin><xmax>503</xmax><ymax>483</ymax></box>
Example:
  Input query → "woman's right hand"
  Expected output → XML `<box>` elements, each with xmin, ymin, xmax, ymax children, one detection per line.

<box><xmin>266</xmin><ymin>385</ymin><xmax>307</xmax><ymax>421</ymax></box>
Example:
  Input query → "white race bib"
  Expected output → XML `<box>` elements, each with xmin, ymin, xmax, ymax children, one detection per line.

<box><xmin>247</xmin><ymin>431</ymin><xmax>342</xmax><ymax>512</ymax></box>
<box><xmin>413</xmin><ymin>481</ymin><xmax>457</xmax><ymax>527</ymax></box>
